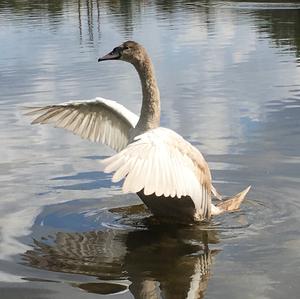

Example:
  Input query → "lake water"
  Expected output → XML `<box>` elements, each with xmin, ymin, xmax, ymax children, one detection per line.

<box><xmin>0</xmin><ymin>0</ymin><xmax>300</xmax><ymax>298</ymax></box>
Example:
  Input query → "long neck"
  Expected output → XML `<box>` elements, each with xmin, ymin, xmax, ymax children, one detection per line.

<box><xmin>133</xmin><ymin>56</ymin><xmax>160</xmax><ymax>132</ymax></box>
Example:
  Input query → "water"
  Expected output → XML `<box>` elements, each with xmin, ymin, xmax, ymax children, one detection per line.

<box><xmin>0</xmin><ymin>0</ymin><xmax>300</xmax><ymax>298</ymax></box>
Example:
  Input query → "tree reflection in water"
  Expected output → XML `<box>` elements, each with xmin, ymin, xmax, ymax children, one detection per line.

<box><xmin>0</xmin><ymin>0</ymin><xmax>299</xmax><ymax>57</ymax></box>
<box><xmin>22</xmin><ymin>215</ymin><xmax>220</xmax><ymax>298</ymax></box>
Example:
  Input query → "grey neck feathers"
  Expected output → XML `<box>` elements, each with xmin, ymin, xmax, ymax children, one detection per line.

<box><xmin>133</xmin><ymin>55</ymin><xmax>160</xmax><ymax>132</ymax></box>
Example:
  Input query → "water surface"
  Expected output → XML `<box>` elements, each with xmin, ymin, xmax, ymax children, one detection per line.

<box><xmin>0</xmin><ymin>0</ymin><xmax>300</xmax><ymax>298</ymax></box>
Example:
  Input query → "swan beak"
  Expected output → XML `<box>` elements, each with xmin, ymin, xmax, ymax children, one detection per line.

<box><xmin>98</xmin><ymin>51</ymin><xmax>120</xmax><ymax>62</ymax></box>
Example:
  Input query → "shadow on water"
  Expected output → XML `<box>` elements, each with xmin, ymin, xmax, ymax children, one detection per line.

<box><xmin>51</xmin><ymin>170</ymin><xmax>114</xmax><ymax>190</ymax></box>
<box><xmin>22</xmin><ymin>205</ymin><xmax>220</xmax><ymax>298</ymax></box>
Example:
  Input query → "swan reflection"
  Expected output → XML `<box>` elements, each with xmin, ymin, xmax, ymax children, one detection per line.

<box><xmin>23</xmin><ymin>220</ymin><xmax>220</xmax><ymax>298</ymax></box>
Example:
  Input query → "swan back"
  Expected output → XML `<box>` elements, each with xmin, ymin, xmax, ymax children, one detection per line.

<box><xmin>102</xmin><ymin>127</ymin><xmax>212</xmax><ymax>220</ymax></box>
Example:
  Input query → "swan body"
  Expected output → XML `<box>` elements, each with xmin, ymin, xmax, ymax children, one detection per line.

<box><xmin>26</xmin><ymin>41</ymin><xmax>250</xmax><ymax>223</ymax></box>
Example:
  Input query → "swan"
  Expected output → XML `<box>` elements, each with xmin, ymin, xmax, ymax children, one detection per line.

<box><xmin>26</xmin><ymin>41</ymin><xmax>251</xmax><ymax>223</ymax></box>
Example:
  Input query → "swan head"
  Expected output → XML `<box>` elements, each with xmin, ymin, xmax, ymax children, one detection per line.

<box><xmin>98</xmin><ymin>41</ymin><xmax>147</xmax><ymax>65</ymax></box>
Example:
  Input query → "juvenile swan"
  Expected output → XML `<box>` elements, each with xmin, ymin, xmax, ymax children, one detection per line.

<box><xmin>26</xmin><ymin>41</ymin><xmax>250</xmax><ymax>223</ymax></box>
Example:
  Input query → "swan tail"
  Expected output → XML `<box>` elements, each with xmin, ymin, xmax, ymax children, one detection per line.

<box><xmin>214</xmin><ymin>185</ymin><xmax>251</xmax><ymax>214</ymax></box>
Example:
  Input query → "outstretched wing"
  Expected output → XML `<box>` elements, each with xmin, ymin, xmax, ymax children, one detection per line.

<box><xmin>102</xmin><ymin>127</ymin><xmax>212</xmax><ymax>220</ymax></box>
<box><xmin>24</xmin><ymin>97</ymin><xmax>139</xmax><ymax>152</ymax></box>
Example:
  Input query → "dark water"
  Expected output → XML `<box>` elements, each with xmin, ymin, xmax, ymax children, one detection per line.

<box><xmin>1</xmin><ymin>0</ymin><xmax>300</xmax><ymax>298</ymax></box>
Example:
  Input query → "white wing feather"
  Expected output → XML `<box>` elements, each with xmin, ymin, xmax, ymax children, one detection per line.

<box><xmin>24</xmin><ymin>97</ymin><xmax>139</xmax><ymax>152</ymax></box>
<box><xmin>102</xmin><ymin>127</ymin><xmax>212</xmax><ymax>219</ymax></box>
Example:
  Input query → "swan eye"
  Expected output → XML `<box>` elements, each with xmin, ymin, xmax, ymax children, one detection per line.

<box><xmin>123</xmin><ymin>46</ymin><xmax>129</xmax><ymax>50</ymax></box>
